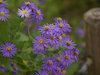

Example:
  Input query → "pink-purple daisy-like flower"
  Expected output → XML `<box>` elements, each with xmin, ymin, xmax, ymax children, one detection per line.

<box><xmin>0</xmin><ymin>7</ymin><xmax>9</xmax><ymax>21</ymax></box>
<box><xmin>18</xmin><ymin>7</ymin><xmax>31</xmax><ymax>18</ymax></box>
<box><xmin>0</xmin><ymin>42</ymin><xmax>17</xmax><ymax>57</ymax></box>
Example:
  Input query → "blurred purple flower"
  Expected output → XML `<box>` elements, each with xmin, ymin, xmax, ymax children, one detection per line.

<box><xmin>0</xmin><ymin>0</ymin><xmax>8</xmax><ymax>7</ymax></box>
<box><xmin>76</xmin><ymin>27</ymin><xmax>85</xmax><ymax>37</ymax></box>
<box><xmin>38</xmin><ymin>0</ymin><xmax>45</xmax><ymax>4</ymax></box>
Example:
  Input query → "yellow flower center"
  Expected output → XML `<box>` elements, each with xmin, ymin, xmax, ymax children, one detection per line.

<box><xmin>51</xmin><ymin>35</ymin><xmax>55</xmax><ymax>40</ymax></box>
<box><xmin>44</xmin><ymin>26</ymin><xmax>49</xmax><ymax>31</ymax></box>
<box><xmin>74</xmin><ymin>51</ymin><xmax>78</xmax><ymax>56</ymax></box>
<box><xmin>14</xmin><ymin>67</ymin><xmax>18</xmax><ymax>71</ymax></box>
<box><xmin>47</xmin><ymin>60</ymin><xmax>53</xmax><ymax>65</ymax></box>
<box><xmin>25</xmin><ymin>2</ymin><xmax>31</xmax><ymax>5</ymax></box>
<box><xmin>57</xmin><ymin>36</ymin><xmax>62</xmax><ymax>40</ymax></box>
<box><xmin>0</xmin><ymin>12</ymin><xmax>5</xmax><ymax>16</ymax></box>
<box><xmin>56</xmin><ymin>67</ymin><xmax>61</xmax><ymax>73</ymax></box>
<box><xmin>57</xmin><ymin>17</ymin><xmax>62</xmax><ymax>21</ymax></box>
<box><xmin>37</xmin><ymin>11</ymin><xmax>41</xmax><ymax>15</ymax></box>
<box><xmin>66</xmin><ymin>41</ymin><xmax>71</xmax><ymax>46</ymax></box>
<box><xmin>0</xmin><ymin>0</ymin><xmax>3</xmax><ymax>3</ymax></box>
<box><xmin>56</xmin><ymin>57</ymin><xmax>61</xmax><ymax>62</ymax></box>
<box><xmin>22</xmin><ymin>10</ymin><xmax>27</xmax><ymax>14</ymax></box>
<box><xmin>39</xmin><ymin>39</ymin><xmax>44</xmax><ymax>44</ymax></box>
<box><xmin>1</xmin><ymin>64</ymin><xmax>4</xmax><ymax>68</ymax></box>
<box><xmin>6</xmin><ymin>47</ymin><xmax>12</xmax><ymax>51</ymax></box>
<box><xmin>59</xmin><ymin>24</ymin><xmax>63</xmax><ymax>28</ymax></box>
<box><xmin>49</xmin><ymin>71</ymin><xmax>52</xmax><ymax>74</ymax></box>
<box><xmin>65</xmin><ymin>55</ymin><xmax>70</xmax><ymax>60</ymax></box>
<box><xmin>62</xmin><ymin>70</ymin><xmax>66</xmax><ymax>73</ymax></box>
<box><xmin>62</xmin><ymin>33</ymin><xmax>66</xmax><ymax>37</ymax></box>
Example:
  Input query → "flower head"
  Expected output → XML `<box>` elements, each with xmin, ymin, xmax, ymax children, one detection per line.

<box><xmin>0</xmin><ymin>42</ymin><xmax>17</xmax><ymax>57</ymax></box>
<box><xmin>0</xmin><ymin>0</ymin><xmax>8</xmax><ymax>7</ymax></box>
<box><xmin>60</xmin><ymin>50</ymin><xmax>75</xmax><ymax>66</ymax></box>
<box><xmin>55</xmin><ymin>20</ymin><xmax>72</xmax><ymax>34</ymax></box>
<box><xmin>32</xmin><ymin>35</ymin><xmax>49</xmax><ymax>55</ymax></box>
<box><xmin>0</xmin><ymin>64</ymin><xmax>7</xmax><ymax>72</ymax></box>
<box><xmin>76</xmin><ymin>27</ymin><xmax>84</xmax><ymax>37</ymax></box>
<box><xmin>63</xmin><ymin>37</ymin><xmax>76</xmax><ymax>49</ymax></box>
<box><xmin>42</xmin><ymin>57</ymin><xmax>57</xmax><ymax>71</ymax></box>
<box><xmin>18</xmin><ymin>7</ymin><xmax>31</xmax><ymax>18</ymax></box>
<box><xmin>0</xmin><ymin>7</ymin><xmax>9</xmax><ymax>21</ymax></box>
<box><xmin>33</xmin><ymin>9</ymin><xmax>44</xmax><ymax>23</ymax></box>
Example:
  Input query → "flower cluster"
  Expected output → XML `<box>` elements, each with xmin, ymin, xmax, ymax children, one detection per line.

<box><xmin>37</xmin><ymin>48</ymin><xmax>79</xmax><ymax>75</ymax></box>
<box><xmin>32</xmin><ymin>17</ymin><xmax>79</xmax><ymax>75</ymax></box>
<box><xmin>0</xmin><ymin>0</ymin><xmax>9</xmax><ymax>21</ymax></box>
<box><xmin>18</xmin><ymin>0</ymin><xmax>44</xmax><ymax>26</ymax></box>
<box><xmin>0</xmin><ymin>42</ymin><xmax>17</xmax><ymax>58</ymax></box>
<box><xmin>33</xmin><ymin>17</ymin><xmax>74</xmax><ymax>55</ymax></box>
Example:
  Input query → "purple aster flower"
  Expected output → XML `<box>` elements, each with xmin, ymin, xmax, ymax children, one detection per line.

<box><xmin>39</xmin><ymin>24</ymin><xmax>53</xmax><ymax>36</ymax></box>
<box><xmin>55</xmin><ymin>34</ymin><xmax>63</xmax><ymax>49</ymax></box>
<box><xmin>21</xmin><ymin>0</ymin><xmax>32</xmax><ymax>9</ymax></box>
<box><xmin>60</xmin><ymin>50</ymin><xmax>75</xmax><ymax>67</ymax></box>
<box><xmin>42</xmin><ymin>56</ymin><xmax>57</xmax><ymax>71</ymax></box>
<box><xmin>62</xmin><ymin>37</ymin><xmax>76</xmax><ymax>49</ymax></box>
<box><xmin>0</xmin><ymin>0</ymin><xmax>8</xmax><ymax>7</ymax></box>
<box><xmin>61</xmin><ymin>33</ymin><xmax>70</xmax><ymax>39</ymax></box>
<box><xmin>36</xmin><ymin>70</ymin><xmax>48</xmax><ymax>75</ymax></box>
<box><xmin>33</xmin><ymin>9</ymin><xmax>44</xmax><ymax>23</ymax></box>
<box><xmin>12</xmin><ymin>65</ymin><xmax>19</xmax><ymax>73</ymax></box>
<box><xmin>47</xmin><ymin>33</ymin><xmax>57</xmax><ymax>48</ymax></box>
<box><xmin>53</xmin><ymin>17</ymin><xmax>63</xmax><ymax>22</ymax></box>
<box><xmin>18</xmin><ymin>7</ymin><xmax>31</xmax><ymax>18</ymax></box>
<box><xmin>9</xmin><ymin>61</ymin><xmax>19</xmax><ymax>72</ymax></box>
<box><xmin>0</xmin><ymin>64</ymin><xmax>7</xmax><ymax>72</ymax></box>
<box><xmin>30</xmin><ymin>2</ymin><xmax>38</xmax><ymax>11</ymax></box>
<box><xmin>0</xmin><ymin>42</ymin><xmax>17</xmax><ymax>57</ymax></box>
<box><xmin>0</xmin><ymin>7</ymin><xmax>9</xmax><ymax>21</ymax></box>
<box><xmin>80</xmin><ymin>21</ymin><xmax>84</xmax><ymax>26</ymax></box>
<box><xmin>72</xmin><ymin>48</ymin><xmax>79</xmax><ymax>61</ymax></box>
<box><xmin>32</xmin><ymin>35</ymin><xmax>49</xmax><ymax>55</ymax></box>
<box><xmin>55</xmin><ymin>20</ymin><xmax>72</xmax><ymax>34</ymax></box>
<box><xmin>76</xmin><ymin>27</ymin><xmax>84</xmax><ymax>37</ymax></box>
